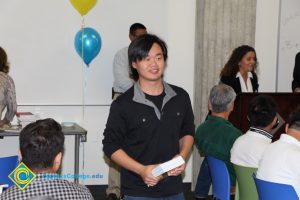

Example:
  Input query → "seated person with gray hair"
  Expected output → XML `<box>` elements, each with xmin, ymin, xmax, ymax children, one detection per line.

<box><xmin>0</xmin><ymin>118</ymin><xmax>94</xmax><ymax>200</ymax></box>
<box><xmin>194</xmin><ymin>84</ymin><xmax>242</xmax><ymax>199</ymax></box>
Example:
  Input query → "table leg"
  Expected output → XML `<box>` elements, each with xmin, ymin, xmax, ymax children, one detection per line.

<box><xmin>74</xmin><ymin>135</ymin><xmax>80</xmax><ymax>184</ymax></box>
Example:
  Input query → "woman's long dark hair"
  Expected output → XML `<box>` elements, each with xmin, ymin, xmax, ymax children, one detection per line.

<box><xmin>220</xmin><ymin>45</ymin><xmax>257</xmax><ymax>77</ymax></box>
<box><xmin>0</xmin><ymin>46</ymin><xmax>10</xmax><ymax>73</ymax></box>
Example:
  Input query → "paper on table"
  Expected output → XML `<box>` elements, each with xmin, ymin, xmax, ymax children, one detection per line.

<box><xmin>0</xmin><ymin>125</ymin><xmax>21</xmax><ymax>132</ymax></box>
<box><xmin>152</xmin><ymin>156</ymin><xmax>185</xmax><ymax>177</ymax></box>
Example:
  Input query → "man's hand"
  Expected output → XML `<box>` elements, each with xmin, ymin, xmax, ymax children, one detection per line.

<box><xmin>294</xmin><ymin>87</ymin><xmax>300</xmax><ymax>93</ymax></box>
<box><xmin>167</xmin><ymin>163</ymin><xmax>186</xmax><ymax>177</ymax></box>
<box><xmin>167</xmin><ymin>155</ymin><xmax>186</xmax><ymax>176</ymax></box>
<box><xmin>0</xmin><ymin>119</ymin><xmax>10</xmax><ymax>128</ymax></box>
<box><xmin>168</xmin><ymin>134</ymin><xmax>193</xmax><ymax>176</ymax></box>
<box><xmin>139</xmin><ymin>165</ymin><xmax>162</xmax><ymax>187</ymax></box>
<box><xmin>111</xmin><ymin>150</ymin><xmax>163</xmax><ymax>187</ymax></box>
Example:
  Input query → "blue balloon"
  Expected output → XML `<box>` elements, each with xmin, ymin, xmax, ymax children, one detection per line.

<box><xmin>74</xmin><ymin>27</ymin><xmax>102</xmax><ymax>66</ymax></box>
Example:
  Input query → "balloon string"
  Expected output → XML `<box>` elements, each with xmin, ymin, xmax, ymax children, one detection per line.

<box><xmin>81</xmin><ymin>65</ymin><xmax>88</xmax><ymax>183</ymax></box>
<box><xmin>81</xmin><ymin>17</ymin><xmax>85</xmax><ymax>124</ymax></box>
<box><xmin>81</xmin><ymin>17</ymin><xmax>85</xmax><ymax>67</ymax></box>
<box><xmin>83</xmin><ymin>65</ymin><xmax>88</xmax><ymax>118</ymax></box>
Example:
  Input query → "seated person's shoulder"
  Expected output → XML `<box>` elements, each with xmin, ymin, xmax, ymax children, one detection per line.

<box><xmin>0</xmin><ymin>185</ymin><xmax>19</xmax><ymax>198</ymax></box>
<box><xmin>69</xmin><ymin>181</ymin><xmax>91</xmax><ymax>191</ymax></box>
<box><xmin>230</xmin><ymin>125</ymin><xmax>242</xmax><ymax>137</ymax></box>
<box><xmin>61</xmin><ymin>181</ymin><xmax>94</xmax><ymax>199</ymax></box>
<box><xmin>221</xmin><ymin>121</ymin><xmax>242</xmax><ymax>137</ymax></box>
<box><xmin>288</xmin><ymin>144</ymin><xmax>300</xmax><ymax>156</ymax></box>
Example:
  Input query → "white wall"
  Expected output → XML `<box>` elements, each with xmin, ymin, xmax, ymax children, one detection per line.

<box><xmin>0</xmin><ymin>0</ymin><xmax>196</xmax><ymax>185</ymax></box>
<box><xmin>164</xmin><ymin>0</ymin><xmax>196</xmax><ymax>183</ymax></box>
<box><xmin>255</xmin><ymin>0</ymin><xmax>280</xmax><ymax>92</ymax></box>
<box><xmin>277</xmin><ymin>0</ymin><xmax>300</xmax><ymax>92</ymax></box>
<box><xmin>165</xmin><ymin>0</ymin><xmax>196</xmax><ymax>102</ymax></box>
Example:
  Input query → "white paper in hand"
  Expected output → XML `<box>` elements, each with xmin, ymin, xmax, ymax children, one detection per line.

<box><xmin>152</xmin><ymin>156</ymin><xmax>185</xmax><ymax>177</ymax></box>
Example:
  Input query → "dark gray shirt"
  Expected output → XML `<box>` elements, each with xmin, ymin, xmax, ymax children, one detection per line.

<box><xmin>103</xmin><ymin>81</ymin><xmax>195</xmax><ymax>197</ymax></box>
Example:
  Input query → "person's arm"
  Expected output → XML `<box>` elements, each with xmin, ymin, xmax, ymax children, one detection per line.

<box><xmin>294</xmin><ymin>87</ymin><xmax>300</xmax><ymax>93</ymax></box>
<box><xmin>111</xmin><ymin>149</ymin><xmax>161</xmax><ymax>187</ymax></box>
<box><xmin>168</xmin><ymin>90</ymin><xmax>195</xmax><ymax>176</ymax></box>
<box><xmin>293</xmin><ymin>53</ymin><xmax>300</xmax><ymax>92</ymax></box>
<box><xmin>179</xmin><ymin>135</ymin><xmax>194</xmax><ymax>160</ymax></box>
<box><xmin>167</xmin><ymin>135</ymin><xmax>194</xmax><ymax>176</ymax></box>
<box><xmin>113</xmin><ymin>48</ymin><xmax>134</xmax><ymax>92</ymax></box>
<box><xmin>0</xmin><ymin>76</ymin><xmax>17</xmax><ymax>127</ymax></box>
<box><xmin>102</xmin><ymin>101</ymin><xmax>161</xmax><ymax>186</ymax></box>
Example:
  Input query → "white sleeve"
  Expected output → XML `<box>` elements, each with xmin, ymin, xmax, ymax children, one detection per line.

<box><xmin>4</xmin><ymin>76</ymin><xmax>17</xmax><ymax>122</ymax></box>
<box><xmin>113</xmin><ymin>48</ymin><xmax>134</xmax><ymax>92</ymax></box>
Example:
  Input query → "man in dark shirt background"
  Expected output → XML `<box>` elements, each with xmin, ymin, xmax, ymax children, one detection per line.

<box><xmin>102</xmin><ymin>34</ymin><xmax>194</xmax><ymax>199</ymax></box>
<box><xmin>292</xmin><ymin>52</ymin><xmax>300</xmax><ymax>92</ymax></box>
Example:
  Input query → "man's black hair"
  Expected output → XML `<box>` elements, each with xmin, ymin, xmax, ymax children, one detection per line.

<box><xmin>288</xmin><ymin>106</ymin><xmax>300</xmax><ymax>131</ymax></box>
<box><xmin>129</xmin><ymin>23</ymin><xmax>146</xmax><ymax>36</ymax></box>
<box><xmin>19</xmin><ymin>118</ymin><xmax>64</xmax><ymax>170</ymax></box>
<box><xmin>248</xmin><ymin>95</ymin><xmax>277</xmax><ymax>127</ymax></box>
<box><xmin>128</xmin><ymin>34</ymin><xmax>168</xmax><ymax>81</ymax></box>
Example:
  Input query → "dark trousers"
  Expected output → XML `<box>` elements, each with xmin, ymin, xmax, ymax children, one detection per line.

<box><xmin>194</xmin><ymin>158</ymin><xmax>211</xmax><ymax>198</ymax></box>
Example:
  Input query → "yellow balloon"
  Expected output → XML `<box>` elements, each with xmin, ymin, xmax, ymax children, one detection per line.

<box><xmin>70</xmin><ymin>0</ymin><xmax>97</xmax><ymax>16</ymax></box>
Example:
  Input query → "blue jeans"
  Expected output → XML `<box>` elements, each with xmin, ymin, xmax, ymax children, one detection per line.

<box><xmin>124</xmin><ymin>192</ymin><xmax>184</xmax><ymax>200</ymax></box>
<box><xmin>194</xmin><ymin>158</ymin><xmax>212</xmax><ymax>198</ymax></box>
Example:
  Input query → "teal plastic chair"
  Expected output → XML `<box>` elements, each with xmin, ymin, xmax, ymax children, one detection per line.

<box><xmin>253</xmin><ymin>173</ymin><xmax>299</xmax><ymax>200</ymax></box>
<box><xmin>206</xmin><ymin>155</ymin><xmax>231</xmax><ymax>200</ymax></box>
<box><xmin>0</xmin><ymin>155</ymin><xmax>19</xmax><ymax>187</ymax></box>
<box><xmin>233</xmin><ymin>164</ymin><xmax>258</xmax><ymax>200</ymax></box>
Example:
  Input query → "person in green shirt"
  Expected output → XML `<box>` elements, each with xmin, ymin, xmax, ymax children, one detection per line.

<box><xmin>194</xmin><ymin>84</ymin><xmax>242</xmax><ymax>200</ymax></box>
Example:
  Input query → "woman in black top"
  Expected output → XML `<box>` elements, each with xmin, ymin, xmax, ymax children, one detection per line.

<box><xmin>220</xmin><ymin>45</ymin><xmax>259</xmax><ymax>94</ymax></box>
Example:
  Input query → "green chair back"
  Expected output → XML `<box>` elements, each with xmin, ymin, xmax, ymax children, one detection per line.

<box><xmin>233</xmin><ymin>164</ymin><xmax>258</xmax><ymax>200</ymax></box>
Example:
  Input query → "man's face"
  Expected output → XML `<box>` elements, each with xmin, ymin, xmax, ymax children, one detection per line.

<box><xmin>129</xmin><ymin>28</ymin><xmax>147</xmax><ymax>41</ymax></box>
<box><xmin>132</xmin><ymin>43</ymin><xmax>165</xmax><ymax>82</ymax></box>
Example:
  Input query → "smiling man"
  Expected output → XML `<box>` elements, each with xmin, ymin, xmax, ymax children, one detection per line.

<box><xmin>103</xmin><ymin>34</ymin><xmax>195</xmax><ymax>200</ymax></box>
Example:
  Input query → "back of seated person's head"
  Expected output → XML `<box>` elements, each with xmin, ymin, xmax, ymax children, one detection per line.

<box><xmin>288</xmin><ymin>106</ymin><xmax>300</xmax><ymax>133</ymax></box>
<box><xmin>248</xmin><ymin>95</ymin><xmax>277</xmax><ymax>130</ymax></box>
<box><xmin>209</xmin><ymin>84</ymin><xmax>236</xmax><ymax>113</ymax></box>
<box><xmin>19</xmin><ymin>118</ymin><xmax>64</xmax><ymax>172</ymax></box>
